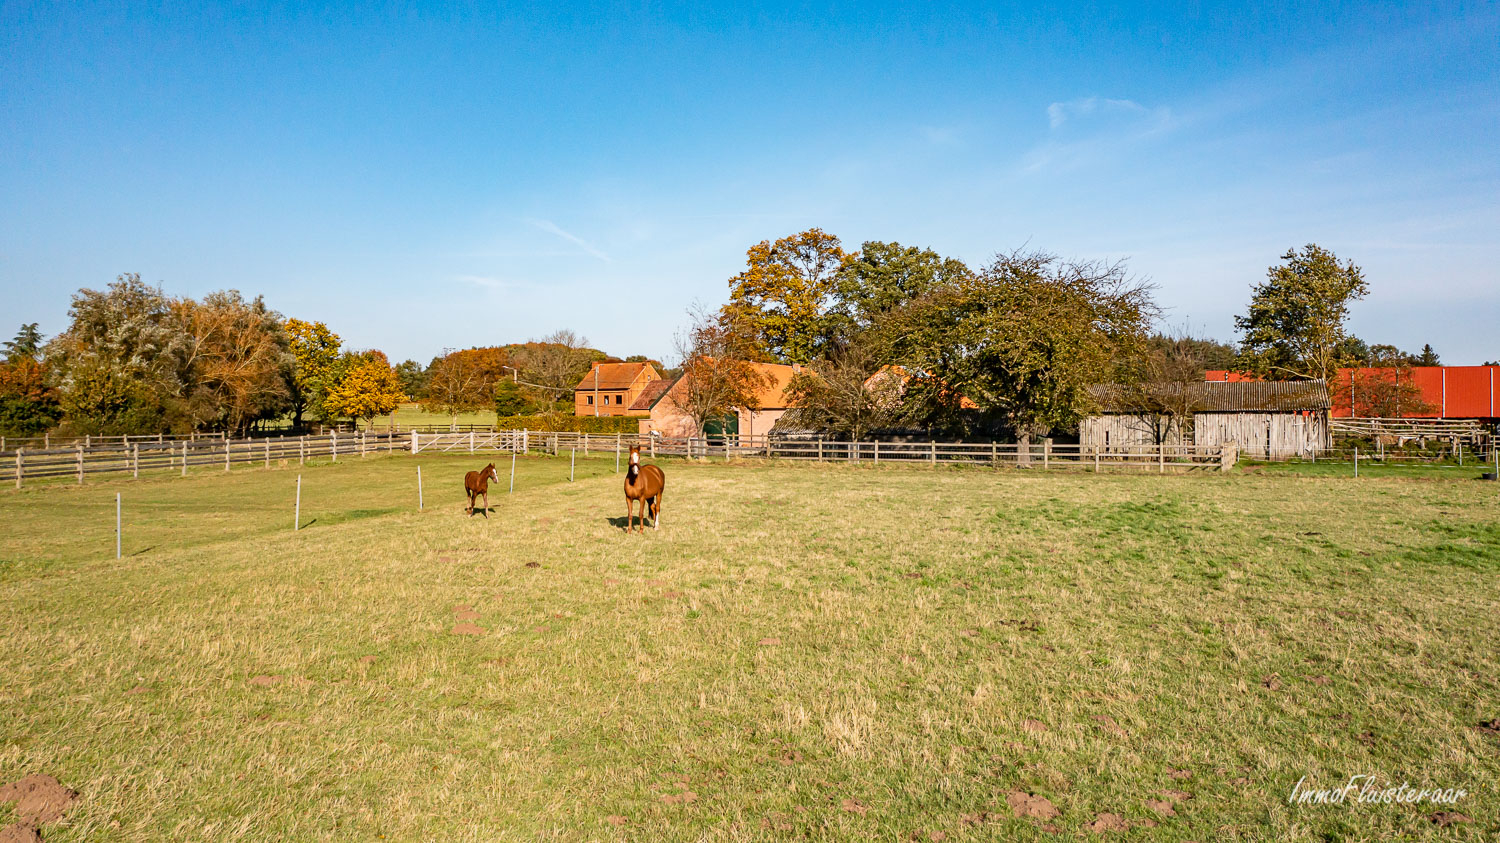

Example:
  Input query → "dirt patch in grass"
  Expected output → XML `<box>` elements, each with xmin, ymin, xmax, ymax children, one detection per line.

<box><xmin>0</xmin><ymin>774</ymin><xmax>78</xmax><ymax>825</ymax></box>
<box><xmin>1144</xmin><ymin>798</ymin><xmax>1175</xmax><ymax>817</ymax></box>
<box><xmin>1006</xmin><ymin>791</ymin><xmax>1058</xmax><ymax>820</ymax></box>
<box><xmin>1092</xmin><ymin>715</ymin><xmax>1127</xmax><ymax>738</ymax></box>
<box><xmin>840</xmin><ymin>798</ymin><xmax>868</xmax><ymax>815</ymax></box>
<box><xmin>454</xmin><ymin>610</ymin><xmax>479</xmax><ymax>621</ymax></box>
<box><xmin>1086</xmin><ymin>812</ymin><xmax>1128</xmax><ymax>833</ymax></box>
<box><xmin>604</xmin><ymin>814</ymin><xmax>626</xmax><ymax>826</ymax></box>
<box><xmin>0</xmin><ymin>824</ymin><xmax>42</xmax><ymax>843</ymax></box>
<box><xmin>1022</xmin><ymin>719</ymin><xmax>1048</xmax><ymax>733</ymax></box>
<box><xmin>1430</xmin><ymin>811</ymin><xmax>1472</xmax><ymax>826</ymax></box>
<box><xmin>125</xmin><ymin>684</ymin><xmax>149</xmax><ymax>695</ymax></box>
<box><xmin>358</xmin><ymin>655</ymin><xmax>376</xmax><ymax>664</ymax></box>
<box><xmin>757</xmin><ymin>637</ymin><xmax>781</xmax><ymax>646</ymax></box>
<box><xmin>524</xmin><ymin>562</ymin><xmax>540</xmax><ymax>569</ymax></box>
<box><xmin>451</xmin><ymin>623</ymin><xmax>485</xmax><ymax>635</ymax></box>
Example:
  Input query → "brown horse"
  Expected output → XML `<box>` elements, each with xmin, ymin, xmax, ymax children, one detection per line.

<box><xmin>623</xmin><ymin>445</ymin><xmax>665</xmax><ymax>533</ymax></box>
<box><xmin>464</xmin><ymin>463</ymin><xmax>499</xmax><ymax>516</ymax></box>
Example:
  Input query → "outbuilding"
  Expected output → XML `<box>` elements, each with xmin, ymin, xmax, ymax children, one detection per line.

<box><xmin>1081</xmin><ymin>380</ymin><xmax>1331</xmax><ymax>459</ymax></box>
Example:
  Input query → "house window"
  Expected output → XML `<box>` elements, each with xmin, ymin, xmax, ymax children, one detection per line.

<box><xmin>616</xmin><ymin>395</ymin><xmax>624</xmax><ymax>404</ymax></box>
<box><xmin>586</xmin><ymin>395</ymin><xmax>593</xmax><ymax>404</ymax></box>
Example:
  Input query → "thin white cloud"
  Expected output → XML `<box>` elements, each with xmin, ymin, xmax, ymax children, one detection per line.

<box><xmin>455</xmin><ymin>274</ymin><xmax>518</xmax><ymax>290</ymax></box>
<box><xmin>526</xmin><ymin>218</ymin><xmax>611</xmax><ymax>262</ymax></box>
<box><xmin>1047</xmin><ymin>96</ymin><xmax>1154</xmax><ymax>129</ymax></box>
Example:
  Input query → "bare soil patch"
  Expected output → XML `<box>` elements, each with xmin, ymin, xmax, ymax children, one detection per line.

<box><xmin>1006</xmin><ymin>791</ymin><xmax>1058</xmax><ymax>820</ymax></box>
<box><xmin>757</xmin><ymin>637</ymin><xmax>781</xmax><ymax>646</ymax></box>
<box><xmin>451</xmin><ymin>623</ymin><xmax>485</xmax><ymax>635</ymax></box>
<box><xmin>1430</xmin><ymin>811</ymin><xmax>1472</xmax><ymax>827</ymax></box>
<box><xmin>1021</xmin><ymin>719</ymin><xmax>1048</xmax><ymax>733</ymax></box>
<box><xmin>1086</xmin><ymin>812</ymin><xmax>1128</xmax><ymax>833</ymax></box>
<box><xmin>0</xmin><ymin>824</ymin><xmax>42</xmax><ymax>843</ymax></box>
<box><xmin>0</xmin><ymin>774</ymin><xmax>78</xmax><ymax>825</ymax></box>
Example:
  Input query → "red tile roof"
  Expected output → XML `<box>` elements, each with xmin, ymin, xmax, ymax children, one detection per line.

<box><xmin>575</xmin><ymin>362</ymin><xmax>657</xmax><ymax>391</ymax></box>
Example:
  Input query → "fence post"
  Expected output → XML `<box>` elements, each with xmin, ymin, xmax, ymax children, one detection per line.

<box><xmin>182</xmin><ymin>442</ymin><xmax>188</xmax><ymax>476</ymax></box>
<box><xmin>264</xmin><ymin>440</ymin><xmax>270</xmax><ymax>469</ymax></box>
<box><xmin>294</xmin><ymin>475</ymin><xmax>301</xmax><ymax>531</ymax></box>
<box><xmin>116</xmin><ymin>493</ymin><xmax>122</xmax><ymax>559</ymax></box>
<box><xmin>300</xmin><ymin>436</ymin><xmax>306</xmax><ymax>465</ymax></box>
<box><xmin>584</xmin><ymin>434</ymin><xmax>589</xmax><ymax>456</ymax></box>
<box><xmin>225</xmin><ymin>439</ymin><xmax>231</xmax><ymax>472</ymax></box>
<box><xmin>1044</xmin><ymin>438</ymin><xmax>1052</xmax><ymax>470</ymax></box>
<box><xmin>930</xmin><ymin>440</ymin><xmax>936</xmax><ymax>466</ymax></box>
<box><xmin>817</xmin><ymin>437</ymin><xmax>823</xmax><ymax>461</ymax></box>
<box><xmin>509</xmin><ymin>450</ymin><xmax>516</xmax><ymax>494</ymax></box>
<box><xmin>570</xmin><ymin>448</ymin><xmax>575</xmax><ymax>482</ymax></box>
<box><xmin>361</xmin><ymin>430</ymin><xmax>367</xmax><ymax>457</ymax></box>
<box><xmin>1220</xmin><ymin>443</ymin><xmax>1236</xmax><ymax>473</ymax></box>
<box><xmin>77</xmin><ymin>444</ymin><xmax>84</xmax><ymax>484</ymax></box>
<box><xmin>470</xmin><ymin>431</ymin><xmax>475</xmax><ymax>453</ymax></box>
<box><xmin>133</xmin><ymin>444</ymin><xmax>140</xmax><ymax>478</ymax></box>
<box><xmin>14</xmin><ymin>448</ymin><xmax>21</xmax><ymax>490</ymax></box>
<box><xmin>651</xmin><ymin>436</ymin><xmax>656</xmax><ymax>459</ymax></box>
<box><xmin>1094</xmin><ymin>446</ymin><xmax>1100</xmax><ymax>473</ymax></box>
<box><xmin>332</xmin><ymin>431</ymin><xmax>338</xmax><ymax>463</ymax></box>
<box><xmin>1159</xmin><ymin>442</ymin><xmax>1165</xmax><ymax>474</ymax></box>
<box><xmin>417</xmin><ymin>465</ymin><xmax>423</xmax><ymax>511</ymax></box>
<box><xmin>873</xmin><ymin>440</ymin><xmax>879</xmax><ymax>464</ymax></box>
<box><xmin>410</xmin><ymin>431</ymin><xmax>419</xmax><ymax>454</ymax></box>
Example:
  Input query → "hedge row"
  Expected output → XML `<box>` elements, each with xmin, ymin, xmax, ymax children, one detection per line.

<box><xmin>491</xmin><ymin>414</ymin><xmax>642</xmax><ymax>433</ymax></box>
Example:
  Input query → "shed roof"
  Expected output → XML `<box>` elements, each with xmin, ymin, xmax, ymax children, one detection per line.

<box><xmin>1089</xmin><ymin>379</ymin><xmax>1330</xmax><ymax>413</ymax></box>
<box><xmin>575</xmin><ymin>362</ymin><xmax>656</xmax><ymax>391</ymax></box>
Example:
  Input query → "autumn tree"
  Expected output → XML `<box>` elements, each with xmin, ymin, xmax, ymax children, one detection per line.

<box><xmin>725</xmin><ymin>228</ymin><xmax>853</xmax><ymax>364</ymax></box>
<box><xmin>285</xmin><ymin>318</ymin><xmax>342</xmax><ymax>429</ymax></box>
<box><xmin>174</xmin><ymin>291</ymin><xmax>294</xmax><ymax>434</ymax></box>
<box><xmin>670</xmin><ymin>306</ymin><xmax>771</xmax><ymax>435</ymax></box>
<box><xmin>0</xmin><ymin>324</ymin><xmax>60</xmax><ymax>435</ymax></box>
<box><xmin>325</xmin><ymin>351</ymin><xmax>405</xmax><ymax>428</ymax></box>
<box><xmin>895</xmin><ymin>250</ymin><xmax>1156</xmax><ymax>448</ymax></box>
<box><xmin>512</xmin><ymin>330</ymin><xmax>601</xmax><ymax>413</ymax></box>
<box><xmin>423</xmin><ymin>351</ymin><xmax>494</xmax><ymax>428</ymax></box>
<box><xmin>1234</xmin><ymin>245</ymin><xmax>1368</xmax><ymax>382</ymax></box>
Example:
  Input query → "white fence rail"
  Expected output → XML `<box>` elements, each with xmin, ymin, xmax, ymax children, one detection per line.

<box><xmin>5</xmin><ymin>431</ymin><xmax>404</xmax><ymax>488</ymax></box>
<box><xmin>409</xmin><ymin>431</ymin><xmax>1235</xmax><ymax>472</ymax></box>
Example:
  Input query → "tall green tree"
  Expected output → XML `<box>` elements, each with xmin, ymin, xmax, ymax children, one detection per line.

<box><xmin>46</xmin><ymin>274</ymin><xmax>188</xmax><ymax>433</ymax></box>
<box><xmin>1234</xmin><ymin>245</ymin><xmax>1368</xmax><ymax>382</ymax></box>
<box><xmin>3</xmin><ymin>323</ymin><xmax>44</xmax><ymax>361</ymax></box>
<box><xmin>829</xmin><ymin>241</ymin><xmax>971</xmax><ymax>343</ymax></box>
<box><xmin>896</xmin><ymin>250</ymin><xmax>1156</xmax><ymax>445</ymax></box>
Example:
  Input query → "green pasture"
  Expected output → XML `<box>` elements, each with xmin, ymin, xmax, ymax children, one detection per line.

<box><xmin>2</xmin><ymin>454</ymin><xmax>1498</xmax><ymax>840</ymax></box>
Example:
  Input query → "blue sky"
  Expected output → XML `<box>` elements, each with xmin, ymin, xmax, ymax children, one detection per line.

<box><xmin>3</xmin><ymin>2</ymin><xmax>1497</xmax><ymax>364</ymax></box>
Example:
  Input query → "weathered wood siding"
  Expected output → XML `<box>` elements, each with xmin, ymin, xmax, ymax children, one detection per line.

<box><xmin>1079</xmin><ymin>415</ymin><xmax>1183</xmax><ymax>450</ymax></box>
<box><xmin>1192</xmin><ymin>411</ymin><xmax>1328</xmax><ymax>458</ymax></box>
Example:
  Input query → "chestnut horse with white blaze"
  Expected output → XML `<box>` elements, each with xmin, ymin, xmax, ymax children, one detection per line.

<box><xmin>623</xmin><ymin>445</ymin><xmax>665</xmax><ymax>533</ymax></box>
<box><xmin>464</xmin><ymin>463</ymin><xmax>499</xmax><ymax>516</ymax></box>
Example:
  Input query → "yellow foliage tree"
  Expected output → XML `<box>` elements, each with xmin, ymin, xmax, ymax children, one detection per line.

<box><xmin>725</xmin><ymin>228</ymin><xmax>852</xmax><ymax>364</ymax></box>
<box><xmin>325</xmin><ymin>351</ymin><xmax>405</xmax><ymax>428</ymax></box>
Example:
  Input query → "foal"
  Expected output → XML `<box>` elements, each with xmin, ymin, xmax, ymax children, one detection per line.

<box><xmin>464</xmin><ymin>463</ymin><xmax>499</xmax><ymax>516</ymax></box>
<box><xmin>622</xmin><ymin>445</ymin><xmax>665</xmax><ymax>533</ymax></box>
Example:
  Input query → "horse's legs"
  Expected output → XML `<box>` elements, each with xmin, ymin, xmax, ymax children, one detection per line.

<box><xmin>482</xmin><ymin>489</ymin><xmax>489</xmax><ymax>517</ymax></box>
<box><xmin>626</xmin><ymin>497</ymin><xmax>636</xmax><ymax>534</ymax></box>
<box><xmin>650</xmin><ymin>493</ymin><xmax>661</xmax><ymax>530</ymax></box>
<box><xmin>465</xmin><ymin>489</ymin><xmax>473</xmax><ymax>515</ymax></box>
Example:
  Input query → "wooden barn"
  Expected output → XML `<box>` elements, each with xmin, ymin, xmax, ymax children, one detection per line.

<box><xmin>1082</xmin><ymin>380</ymin><xmax>1331</xmax><ymax>459</ymax></box>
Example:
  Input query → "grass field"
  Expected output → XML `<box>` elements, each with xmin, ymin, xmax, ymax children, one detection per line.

<box><xmin>366</xmin><ymin>402</ymin><xmax>499</xmax><ymax>429</ymax></box>
<box><xmin>2</xmin><ymin>455</ymin><xmax>1498</xmax><ymax>840</ymax></box>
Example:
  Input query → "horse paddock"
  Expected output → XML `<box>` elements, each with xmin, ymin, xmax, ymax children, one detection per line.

<box><xmin>1</xmin><ymin>453</ymin><xmax>1497</xmax><ymax>840</ymax></box>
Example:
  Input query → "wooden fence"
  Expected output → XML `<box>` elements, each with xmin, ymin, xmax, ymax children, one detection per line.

<box><xmin>5</xmin><ymin>431</ymin><xmax>404</xmax><ymax>488</ymax></box>
<box><xmin>4</xmin><ymin>428</ymin><xmax>1236</xmax><ymax>489</ymax></box>
<box><xmin>409</xmin><ymin>430</ymin><xmax>1235</xmax><ymax>473</ymax></box>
